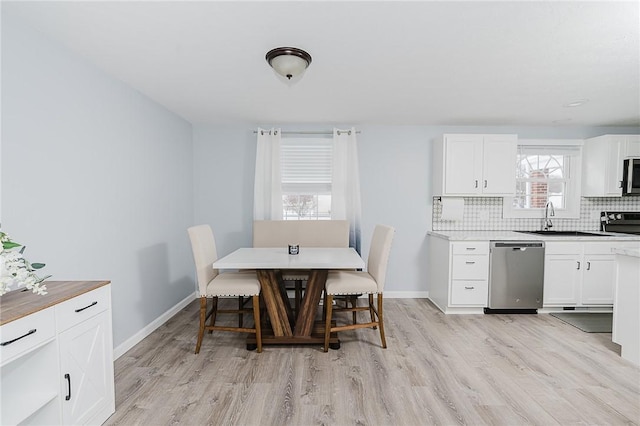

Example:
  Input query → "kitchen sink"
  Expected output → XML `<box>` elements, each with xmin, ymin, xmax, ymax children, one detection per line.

<box><xmin>516</xmin><ymin>230</ymin><xmax>607</xmax><ymax>237</ymax></box>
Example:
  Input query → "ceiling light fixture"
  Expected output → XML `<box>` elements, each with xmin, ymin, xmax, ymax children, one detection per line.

<box><xmin>265</xmin><ymin>47</ymin><xmax>312</xmax><ymax>80</ymax></box>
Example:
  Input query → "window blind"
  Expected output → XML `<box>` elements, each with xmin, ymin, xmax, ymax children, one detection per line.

<box><xmin>281</xmin><ymin>138</ymin><xmax>332</xmax><ymax>193</ymax></box>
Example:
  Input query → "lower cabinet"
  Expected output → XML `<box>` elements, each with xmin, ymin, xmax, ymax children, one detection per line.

<box><xmin>429</xmin><ymin>237</ymin><xmax>489</xmax><ymax>313</ymax></box>
<box><xmin>0</xmin><ymin>282</ymin><xmax>114</xmax><ymax>425</ymax></box>
<box><xmin>0</xmin><ymin>308</ymin><xmax>59</xmax><ymax>425</ymax></box>
<box><xmin>544</xmin><ymin>242</ymin><xmax>619</xmax><ymax>307</ymax></box>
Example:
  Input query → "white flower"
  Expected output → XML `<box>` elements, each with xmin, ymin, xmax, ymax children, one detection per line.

<box><xmin>0</xmin><ymin>231</ymin><xmax>49</xmax><ymax>296</ymax></box>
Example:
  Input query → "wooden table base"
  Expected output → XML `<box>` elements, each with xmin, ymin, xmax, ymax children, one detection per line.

<box><xmin>246</xmin><ymin>321</ymin><xmax>341</xmax><ymax>350</ymax></box>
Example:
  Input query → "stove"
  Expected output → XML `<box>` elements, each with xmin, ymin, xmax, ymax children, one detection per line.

<box><xmin>600</xmin><ymin>211</ymin><xmax>640</xmax><ymax>235</ymax></box>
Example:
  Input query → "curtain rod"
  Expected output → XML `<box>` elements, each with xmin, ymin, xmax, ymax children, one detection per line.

<box><xmin>253</xmin><ymin>130</ymin><xmax>361</xmax><ymax>136</ymax></box>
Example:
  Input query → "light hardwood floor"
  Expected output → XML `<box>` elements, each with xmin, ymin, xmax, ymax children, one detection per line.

<box><xmin>106</xmin><ymin>299</ymin><xmax>640</xmax><ymax>425</ymax></box>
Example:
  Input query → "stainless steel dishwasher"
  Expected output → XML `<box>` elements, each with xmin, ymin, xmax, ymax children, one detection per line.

<box><xmin>486</xmin><ymin>241</ymin><xmax>545</xmax><ymax>313</ymax></box>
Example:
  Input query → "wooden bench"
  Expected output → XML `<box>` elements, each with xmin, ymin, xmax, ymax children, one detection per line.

<box><xmin>253</xmin><ymin>220</ymin><xmax>349</xmax><ymax>312</ymax></box>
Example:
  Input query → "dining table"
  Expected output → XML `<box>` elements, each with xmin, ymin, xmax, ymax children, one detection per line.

<box><xmin>212</xmin><ymin>247</ymin><xmax>365</xmax><ymax>348</ymax></box>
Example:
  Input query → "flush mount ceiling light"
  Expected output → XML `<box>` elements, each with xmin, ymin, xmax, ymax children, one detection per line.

<box><xmin>265</xmin><ymin>47</ymin><xmax>312</xmax><ymax>80</ymax></box>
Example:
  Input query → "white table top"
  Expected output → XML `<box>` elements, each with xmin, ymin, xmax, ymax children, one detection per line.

<box><xmin>212</xmin><ymin>247</ymin><xmax>365</xmax><ymax>270</ymax></box>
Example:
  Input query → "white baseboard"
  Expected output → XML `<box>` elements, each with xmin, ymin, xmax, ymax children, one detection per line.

<box><xmin>384</xmin><ymin>291</ymin><xmax>429</xmax><ymax>299</ymax></box>
<box><xmin>114</xmin><ymin>291</ymin><xmax>196</xmax><ymax>360</ymax></box>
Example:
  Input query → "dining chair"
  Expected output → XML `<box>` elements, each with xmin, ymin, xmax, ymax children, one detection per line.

<box><xmin>188</xmin><ymin>224</ymin><xmax>262</xmax><ymax>354</ymax></box>
<box><xmin>323</xmin><ymin>224</ymin><xmax>395</xmax><ymax>352</ymax></box>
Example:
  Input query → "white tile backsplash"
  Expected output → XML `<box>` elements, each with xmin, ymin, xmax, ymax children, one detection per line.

<box><xmin>432</xmin><ymin>197</ymin><xmax>640</xmax><ymax>231</ymax></box>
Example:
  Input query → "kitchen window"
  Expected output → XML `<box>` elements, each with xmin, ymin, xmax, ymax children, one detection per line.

<box><xmin>503</xmin><ymin>140</ymin><xmax>582</xmax><ymax>219</ymax></box>
<box><xmin>281</xmin><ymin>137</ymin><xmax>332</xmax><ymax>220</ymax></box>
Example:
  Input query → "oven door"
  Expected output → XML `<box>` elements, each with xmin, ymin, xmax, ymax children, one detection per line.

<box><xmin>622</xmin><ymin>158</ymin><xmax>640</xmax><ymax>196</ymax></box>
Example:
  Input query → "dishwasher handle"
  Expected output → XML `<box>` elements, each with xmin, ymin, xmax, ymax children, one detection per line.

<box><xmin>491</xmin><ymin>241</ymin><xmax>544</xmax><ymax>249</ymax></box>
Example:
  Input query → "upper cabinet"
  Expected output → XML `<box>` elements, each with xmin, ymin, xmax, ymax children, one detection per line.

<box><xmin>582</xmin><ymin>134</ymin><xmax>640</xmax><ymax>197</ymax></box>
<box><xmin>432</xmin><ymin>134</ymin><xmax>517</xmax><ymax>196</ymax></box>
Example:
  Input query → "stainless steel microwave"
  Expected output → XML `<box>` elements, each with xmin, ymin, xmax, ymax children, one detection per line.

<box><xmin>622</xmin><ymin>158</ymin><xmax>640</xmax><ymax>196</ymax></box>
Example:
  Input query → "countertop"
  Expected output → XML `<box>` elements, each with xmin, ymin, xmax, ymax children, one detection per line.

<box><xmin>0</xmin><ymin>280</ymin><xmax>110</xmax><ymax>325</ymax></box>
<box><xmin>428</xmin><ymin>230</ymin><xmax>640</xmax><ymax>242</ymax></box>
<box><xmin>613</xmin><ymin>247</ymin><xmax>640</xmax><ymax>258</ymax></box>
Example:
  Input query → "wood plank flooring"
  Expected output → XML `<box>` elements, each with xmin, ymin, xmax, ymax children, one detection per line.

<box><xmin>105</xmin><ymin>299</ymin><xmax>640</xmax><ymax>425</ymax></box>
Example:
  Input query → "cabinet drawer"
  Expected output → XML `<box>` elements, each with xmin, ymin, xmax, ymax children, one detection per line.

<box><xmin>451</xmin><ymin>280</ymin><xmax>488</xmax><ymax>305</ymax></box>
<box><xmin>56</xmin><ymin>285</ymin><xmax>110</xmax><ymax>333</ymax></box>
<box><xmin>452</xmin><ymin>242</ymin><xmax>489</xmax><ymax>255</ymax></box>
<box><xmin>0</xmin><ymin>307</ymin><xmax>56</xmax><ymax>365</ymax></box>
<box><xmin>545</xmin><ymin>242</ymin><xmax>582</xmax><ymax>255</ymax></box>
<box><xmin>452</xmin><ymin>255</ymin><xmax>489</xmax><ymax>280</ymax></box>
<box><xmin>584</xmin><ymin>242</ymin><xmax>631</xmax><ymax>255</ymax></box>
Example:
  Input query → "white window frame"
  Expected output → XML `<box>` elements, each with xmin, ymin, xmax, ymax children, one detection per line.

<box><xmin>280</xmin><ymin>136</ymin><xmax>333</xmax><ymax>220</ymax></box>
<box><xmin>503</xmin><ymin>139</ymin><xmax>583</xmax><ymax>219</ymax></box>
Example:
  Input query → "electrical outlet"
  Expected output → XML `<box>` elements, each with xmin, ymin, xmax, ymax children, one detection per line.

<box><xmin>478</xmin><ymin>210</ymin><xmax>490</xmax><ymax>220</ymax></box>
<box><xmin>590</xmin><ymin>210</ymin><xmax>601</xmax><ymax>220</ymax></box>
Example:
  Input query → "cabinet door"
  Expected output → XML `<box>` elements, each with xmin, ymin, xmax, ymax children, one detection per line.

<box><xmin>581</xmin><ymin>255</ymin><xmax>615</xmax><ymax>305</ymax></box>
<box><xmin>623</xmin><ymin>135</ymin><xmax>640</xmax><ymax>157</ymax></box>
<box><xmin>481</xmin><ymin>135</ymin><xmax>517</xmax><ymax>195</ymax></box>
<box><xmin>444</xmin><ymin>135</ymin><xmax>482</xmax><ymax>195</ymax></box>
<box><xmin>604</xmin><ymin>138</ymin><xmax>624</xmax><ymax>195</ymax></box>
<box><xmin>59</xmin><ymin>310</ymin><xmax>114</xmax><ymax>426</ymax></box>
<box><xmin>543</xmin><ymin>255</ymin><xmax>580</xmax><ymax>305</ymax></box>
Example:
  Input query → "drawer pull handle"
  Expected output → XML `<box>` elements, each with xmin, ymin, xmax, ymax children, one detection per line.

<box><xmin>0</xmin><ymin>328</ymin><xmax>37</xmax><ymax>346</ymax></box>
<box><xmin>464</xmin><ymin>286</ymin><xmax>475</xmax><ymax>290</ymax></box>
<box><xmin>65</xmin><ymin>373</ymin><xmax>71</xmax><ymax>401</ymax></box>
<box><xmin>465</xmin><ymin>261</ymin><xmax>475</xmax><ymax>264</ymax></box>
<box><xmin>75</xmin><ymin>301</ymin><xmax>98</xmax><ymax>313</ymax></box>
<box><xmin>586</xmin><ymin>261</ymin><xmax>591</xmax><ymax>271</ymax></box>
<box><xmin>576</xmin><ymin>261</ymin><xmax>581</xmax><ymax>270</ymax></box>
<box><xmin>465</xmin><ymin>247</ymin><xmax>476</xmax><ymax>251</ymax></box>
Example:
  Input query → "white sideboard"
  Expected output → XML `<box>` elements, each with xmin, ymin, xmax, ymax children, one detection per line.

<box><xmin>0</xmin><ymin>281</ymin><xmax>115</xmax><ymax>425</ymax></box>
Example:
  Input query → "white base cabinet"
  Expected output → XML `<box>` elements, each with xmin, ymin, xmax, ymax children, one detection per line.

<box><xmin>0</xmin><ymin>281</ymin><xmax>114</xmax><ymax>425</ymax></box>
<box><xmin>543</xmin><ymin>242</ymin><xmax>627</xmax><ymax>307</ymax></box>
<box><xmin>429</xmin><ymin>237</ymin><xmax>489</xmax><ymax>313</ymax></box>
<box><xmin>612</xmin><ymin>251</ymin><xmax>640</xmax><ymax>366</ymax></box>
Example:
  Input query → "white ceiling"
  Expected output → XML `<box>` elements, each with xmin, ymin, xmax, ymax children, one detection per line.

<box><xmin>4</xmin><ymin>1</ymin><xmax>640</xmax><ymax>127</ymax></box>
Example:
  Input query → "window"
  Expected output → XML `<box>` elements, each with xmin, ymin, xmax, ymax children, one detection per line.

<box><xmin>280</xmin><ymin>137</ymin><xmax>332</xmax><ymax>220</ymax></box>
<box><xmin>503</xmin><ymin>140</ymin><xmax>582</xmax><ymax>218</ymax></box>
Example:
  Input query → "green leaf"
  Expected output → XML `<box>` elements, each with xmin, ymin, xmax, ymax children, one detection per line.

<box><xmin>31</xmin><ymin>263</ymin><xmax>46</xmax><ymax>269</ymax></box>
<box><xmin>2</xmin><ymin>241</ymin><xmax>21</xmax><ymax>250</ymax></box>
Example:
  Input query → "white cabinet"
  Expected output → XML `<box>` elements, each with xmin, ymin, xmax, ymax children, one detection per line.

<box><xmin>0</xmin><ymin>308</ymin><xmax>60</xmax><ymax>425</ymax></box>
<box><xmin>433</xmin><ymin>134</ymin><xmax>517</xmax><ymax>196</ymax></box>
<box><xmin>57</xmin><ymin>286</ymin><xmax>115</xmax><ymax>425</ymax></box>
<box><xmin>612</xmin><ymin>250</ymin><xmax>640</xmax><ymax>366</ymax></box>
<box><xmin>544</xmin><ymin>242</ymin><xmax>620</xmax><ymax>307</ymax></box>
<box><xmin>582</xmin><ymin>134</ymin><xmax>640</xmax><ymax>197</ymax></box>
<box><xmin>429</xmin><ymin>237</ymin><xmax>489</xmax><ymax>313</ymax></box>
<box><xmin>543</xmin><ymin>251</ymin><xmax>581</xmax><ymax>306</ymax></box>
<box><xmin>0</xmin><ymin>281</ymin><xmax>114</xmax><ymax>426</ymax></box>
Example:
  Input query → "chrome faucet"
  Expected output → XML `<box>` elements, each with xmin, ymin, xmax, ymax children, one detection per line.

<box><xmin>543</xmin><ymin>201</ymin><xmax>555</xmax><ymax>231</ymax></box>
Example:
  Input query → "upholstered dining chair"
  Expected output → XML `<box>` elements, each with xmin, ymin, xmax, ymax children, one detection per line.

<box><xmin>188</xmin><ymin>224</ymin><xmax>262</xmax><ymax>354</ymax></box>
<box><xmin>323</xmin><ymin>224</ymin><xmax>395</xmax><ymax>352</ymax></box>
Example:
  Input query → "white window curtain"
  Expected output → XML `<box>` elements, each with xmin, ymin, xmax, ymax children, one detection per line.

<box><xmin>254</xmin><ymin>128</ymin><xmax>283</xmax><ymax>220</ymax></box>
<box><xmin>331</xmin><ymin>127</ymin><xmax>362</xmax><ymax>253</ymax></box>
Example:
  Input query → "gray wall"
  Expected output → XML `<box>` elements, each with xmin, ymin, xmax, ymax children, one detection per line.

<box><xmin>1</xmin><ymin>15</ymin><xmax>195</xmax><ymax>347</ymax></box>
